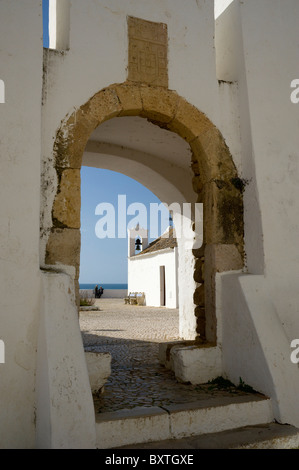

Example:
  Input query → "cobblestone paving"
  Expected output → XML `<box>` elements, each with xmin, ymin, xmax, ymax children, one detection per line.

<box><xmin>79</xmin><ymin>299</ymin><xmax>251</xmax><ymax>414</ymax></box>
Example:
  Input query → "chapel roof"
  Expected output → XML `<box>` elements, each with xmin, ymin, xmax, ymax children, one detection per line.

<box><xmin>138</xmin><ymin>227</ymin><xmax>177</xmax><ymax>255</ymax></box>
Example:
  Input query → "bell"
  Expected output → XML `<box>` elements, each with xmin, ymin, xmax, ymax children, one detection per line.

<box><xmin>135</xmin><ymin>238</ymin><xmax>141</xmax><ymax>251</ymax></box>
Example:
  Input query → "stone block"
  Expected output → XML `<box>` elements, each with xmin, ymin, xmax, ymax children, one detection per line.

<box><xmin>194</xmin><ymin>258</ymin><xmax>204</xmax><ymax>283</ymax></box>
<box><xmin>203</xmin><ymin>180</ymin><xmax>244</xmax><ymax>246</ymax></box>
<box><xmin>115</xmin><ymin>84</ymin><xmax>142</xmax><ymax>116</ymax></box>
<box><xmin>165</xmin><ymin>396</ymin><xmax>273</xmax><ymax>440</ymax></box>
<box><xmin>159</xmin><ymin>341</ymin><xmax>197</xmax><ymax>370</ymax></box>
<box><xmin>168</xmin><ymin>98</ymin><xmax>212</xmax><ymax>143</ymax></box>
<box><xmin>55</xmin><ymin>109</ymin><xmax>96</xmax><ymax>170</ymax></box>
<box><xmin>85</xmin><ymin>352</ymin><xmax>111</xmax><ymax>394</ymax></box>
<box><xmin>140</xmin><ymin>85</ymin><xmax>178</xmax><ymax>124</ymax></box>
<box><xmin>45</xmin><ymin>228</ymin><xmax>81</xmax><ymax>275</ymax></box>
<box><xmin>52</xmin><ymin>169</ymin><xmax>81</xmax><ymax>229</ymax></box>
<box><xmin>205</xmin><ymin>243</ymin><xmax>243</xmax><ymax>274</ymax></box>
<box><xmin>194</xmin><ymin>284</ymin><xmax>205</xmax><ymax>306</ymax></box>
<box><xmin>171</xmin><ymin>345</ymin><xmax>222</xmax><ymax>385</ymax></box>
<box><xmin>190</xmin><ymin>129</ymin><xmax>238</xmax><ymax>184</ymax></box>
<box><xmin>127</xmin><ymin>16</ymin><xmax>168</xmax><ymax>88</ymax></box>
<box><xmin>96</xmin><ymin>407</ymin><xmax>170</xmax><ymax>449</ymax></box>
<box><xmin>88</xmin><ymin>87</ymin><xmax>122</xmax><ymax>124</ymax></box>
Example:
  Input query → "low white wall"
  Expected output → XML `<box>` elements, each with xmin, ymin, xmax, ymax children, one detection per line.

<box><xmin>37</xmin><ymin>271</ymin><xmax>96</xmax><ymax>449</ymax></box>
<box><xmin>220</xmin><ymin>272</ymin><xmax>299</xmax><ymax>428</ymax></box>
<box><xmin>0</xmin><ymin>0</ymin><xmax>43</xmax><ymax>448</ymax></box>
<box><xmin>80</xmin><ymin>289</ymin><xmax>127</xmax><ymax>299</ymax></box>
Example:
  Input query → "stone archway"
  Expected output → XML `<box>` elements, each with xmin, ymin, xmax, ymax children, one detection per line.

<box><xmin>44</xmin><ymin>82</ymin><xmax>244</xmax><ymax>344</ymax></box>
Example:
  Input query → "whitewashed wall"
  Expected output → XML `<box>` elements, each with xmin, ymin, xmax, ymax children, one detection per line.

<box><xmin>216</xmin><ymin>0</ymin><xmax>299</xmax><ymax>428</ymax></box>
<box><xmin>0</xmin><ymin>0</ymin><xmax>43</xmax><ymax>448</ymax></box>
<box><xmin>1</xmin><ymin>0</ymin><xmax>299</xmax><ymax>448</ymax></box>
<box><xmin>128</xmin><ymin>248</ymin><xmax>178</xmax><ymax>309</ymax></box>
<box><xmin>41</xmin><ymin>0</ymin><xmax>242</xmax><ymax>249</ymax></box>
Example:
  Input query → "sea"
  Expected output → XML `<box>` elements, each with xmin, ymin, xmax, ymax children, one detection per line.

<box><xmin>79</xmin><ymin>283</ymin><xmax>128</xmax><ymax>290</ymax></box>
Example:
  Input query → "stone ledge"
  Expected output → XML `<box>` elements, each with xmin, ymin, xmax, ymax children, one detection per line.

<box><xmin>159</xmin><ymin>341</ymin><xmax>221</xmax><ymax>384</ymax></box>
<box><xmin>95</xmin><ymin>406</ymin><xmax>170</xmax><ymax>449</ymax></box>
<box><xmin>117</xmin><ymin>423</ymin><xmax>299</xmax><ymax>450</ymax></box>
<box><xmin>85</xmin><ymin>352</ymin><xmax>111</xmax><ymax>394</ymax></box>
<box><xmin>95</xmin><ymin>396</ymin><xmax>274</xmax><ymax>449</ymax></box>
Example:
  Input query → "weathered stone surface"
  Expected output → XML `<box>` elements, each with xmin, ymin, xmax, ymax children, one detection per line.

<box><xmin>195</xmin><ymin>304</ymin><xmax>206</xmax><ymax>338</ymax></box>
<box><xmin>48</xmin><ymin>82</ymin><xmax>245</xmax><ymax>352</ymax></box>
<box><xmin>205</xmin><ymin>244</ymin><xmax>244</xmax><ymax>273</ymax></box>
<box><xmin>194</xmin><ymin>258</ymin><xmax>204</xmax><ymax>283</ymax></box>
<box><xmin>140</xmin><ymin>85</ymin><xmax>178</xmax><ymax>124</ymax></box>
<box><xmin>190</xmin><ymin>129</ymin><xmax>238</xmax><ymax>184</ymax></box>
<box><xmin>45</xmin><ymin>228</ymin><xmax>81</xmax><ymax>276</ymax></box>
<box><xmin>127</xmin><ymin>16</ymin><xmax>168</xmax><ymax>88</ymax></box>
<box><xmin>53</xmin><ymin>169</ymin><xmax>81</xmax><ymax>229</ymax></box>
<box><xmin>168</xmin><ymin>98</ymin><xmax>212</xmax><ymax>143</ymax></box>
<box><xmin>115</xmin><ymin>83</ymin><xmax>142</xmax><ymax>116</ymax></box>
<box><xmin>204</xmin><ymin>180</ymin><xmax>244</xmax><ymax>247</ymax></box>
<box><xmin>192</xmin><ymin>175</ymin><xmax>203</xmax><ymax>195</ymax></box>
<box><xmin>55</xmin><ymin>109</ymin><xmax>96</xmax><ymax>170</ymax></box>
<box><xmin>89</xmin><ymin>87</ymin><xmax>123</xmax><ymax>124</ymax></box>
<box><xmin>194</xmin><ymin>284</ymin><xmax>205</xmax><ymax>307</ymax></box>
<box><xmin>196</xmin><ymin>317</ymin><xmax>206</xmax><ymax>337</ymax></box>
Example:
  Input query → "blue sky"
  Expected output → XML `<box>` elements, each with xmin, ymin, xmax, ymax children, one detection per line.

<box><xmin>43</xmin><ymin>1</ymin><xmax>49</xmax><ymax>48</ymax></box>
<box><xmin>42</xmin><ymin>1</ymin><xmax>169</xmax><ymax>285</ymax></box>
<box><xmin>80</xmin><ymin>168</ymin><xmax>169</xmax><ymax>284</ymax></box>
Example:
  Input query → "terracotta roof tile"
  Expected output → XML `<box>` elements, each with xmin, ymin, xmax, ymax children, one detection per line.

<box><xmin>137</xmin><ymin>227</ymin><xmax>177</xmax><ymax>255</ymax></box>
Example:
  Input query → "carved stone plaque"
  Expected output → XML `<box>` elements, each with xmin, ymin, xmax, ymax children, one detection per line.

<box><xmin>128</xmin><ymin>16</ymin><xmax>168</xmax><ymax>87</ymax></box>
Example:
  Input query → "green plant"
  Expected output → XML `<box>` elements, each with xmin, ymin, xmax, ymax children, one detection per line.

<box><xmin>237</xmin><ymin>377</ymin><xmax>257</xmax><ymax>393</ymax></box>
<box><xmin>79</xmin><ymin>290</ymin><xmax>95</xmax><ymax>307</ymax></box>
<box><xmin>206</xmin><ymin>376</ymin><xmax>257</xmax><ymax>394</ymax></box>
<box><xmin>207</xmin><ymin>376</ymin><xmax>235</xmax><ymax>390</ymax></box>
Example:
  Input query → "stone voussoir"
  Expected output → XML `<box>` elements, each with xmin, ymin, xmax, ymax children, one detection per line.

<box><xmin>114</xmin><ymin>83</ymin><xmax>143</xmax><ymax>116</ymax></box>
<box><xmin>88</xmin><ymin>87</ymin><xmax>123</xmax><ymax>124</ymax></box>
<box><xmin>52</xmin><ymin>168</ymin><xmax>81</xmax><ymax>229</ymax></box>
<box><xmin>140</xmin><ymin>85</ymin><xmax>179</xmax><ymax>124</ymax></box>
<box><xmin>168</xmin><ymin>97</ymin><xmax>213</xmax><ymax>143</ymax></box>
<box><xmin>190</xmin><ymin>129</ymin><xmax>238</xmax><ymax>185</ymax></box>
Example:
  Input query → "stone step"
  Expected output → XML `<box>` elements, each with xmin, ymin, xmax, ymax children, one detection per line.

<box><xmin>95</xmin><ymin>393</ymin><xmax>274</xmax><ymax>449</ymax></box>
<box><xmin>117</xmin><ymin>422</ymin><xmax>299</xmax><ymax>450</ymax></box>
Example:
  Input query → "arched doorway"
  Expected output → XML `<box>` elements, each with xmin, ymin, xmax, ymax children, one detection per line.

<box><xmin>43</xmin><ymin>82</ymin><xmax>244</xmax><ymax>344</ymax></box>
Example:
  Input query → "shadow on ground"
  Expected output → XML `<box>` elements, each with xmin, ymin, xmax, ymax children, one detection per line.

<box><xmin>81</xmin><ymin>332</ymin><xmax>258</xmax><ymax>414</ymax></box>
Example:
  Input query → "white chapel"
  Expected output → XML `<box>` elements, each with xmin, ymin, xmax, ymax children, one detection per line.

<box><xmin>128</xmin><ymin>225</ymin><xmax>178</xmax><ymax>308</ymax></box>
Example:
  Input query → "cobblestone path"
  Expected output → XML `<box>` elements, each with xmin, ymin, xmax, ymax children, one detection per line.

<box><xmin>79</xmin><ymin>299</ymin><xmax>249</xmax><ymax>414</ymax></box>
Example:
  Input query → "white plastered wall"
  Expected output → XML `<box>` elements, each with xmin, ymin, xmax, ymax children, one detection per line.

<box><xmin>1</xmin><ymin>0</ymin><xmax>298</xmax><ymax>448</ymax></box>
<box><xmin>0</xmin><ymin>0</ymin><xmax>43</xmax><ymax>448</ymax></box>
<box><xmin>41</xmin><ymin>0</ymin><xmax>242</xmax><ymax>255</ymax></box>
<box><xmin>216</xmin><ymin>0</ymin><xmax>299</xmax><ymax>428</ymax></box>
<box><xmin>128</xmin><ymin>248</ymin><xmax>178</xmax><ymax>309</ymax></box>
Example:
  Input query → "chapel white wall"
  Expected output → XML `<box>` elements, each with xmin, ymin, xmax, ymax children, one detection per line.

<box><xmin>128</xmin><ymin>249</ymin><xmax>178</xmax><ymax>309</ymax></box>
